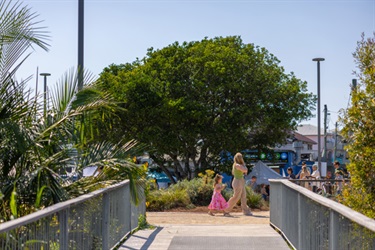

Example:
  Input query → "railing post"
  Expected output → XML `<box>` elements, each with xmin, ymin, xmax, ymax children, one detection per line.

<box><xmin>129</xmin><ymin>192</ymin><xmax>132</xmax><ymax>231</ymax></box>
<box><xmin>102</xmin><ymin>192</ymin><xmax>110</xmax><ymax>250</ymax></box>
<box><xmin>329</xmin><ymin>210</ymin><xmax>339</xmax><ymax>250</ymax></box>
<box><xmin>298</xmin><ymin>193</ymin><xmax>302</xmax><ymax>250</ymax></box>
<box><xmin>59</xmin><ymin>209</ymin><xmax>69</xmax><ymax>250</ymax></box>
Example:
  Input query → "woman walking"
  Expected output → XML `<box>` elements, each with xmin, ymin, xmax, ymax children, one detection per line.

<box><xmin>299</xmin><ymin>165</ymin><xmax>311</xmax><ymax>189</ymax></box>
<box><xmin>224</xmin><ymin>152</ymin><xmax>252</xmax><ymax>216</ymax></box>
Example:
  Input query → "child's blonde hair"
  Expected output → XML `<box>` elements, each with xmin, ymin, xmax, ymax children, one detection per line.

<box><xmin>213</xmin><ymin>174</ymin><xmax>223</xmax><ymax>187</ymax></box>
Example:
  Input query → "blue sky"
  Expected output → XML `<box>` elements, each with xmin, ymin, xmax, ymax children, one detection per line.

<box><xmin>19</xmin><ymin>0</ymin><xmax>375</xmax><ymax>130</ymax></box>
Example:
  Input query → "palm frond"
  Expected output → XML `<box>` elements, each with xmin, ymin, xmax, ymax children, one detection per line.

<box><xmin>64</xmin><ymin>140</ymin><xmax>146</xmax><ymax>204</ymax></box>
<box><xmin>50</xmin><ymin>68</ymin><xmax>97</xmax><ymax>117</ymax></box>
<box><xmin>0</xmin><ymin>0</ymin><xmax>49</xmax><ymax>81</ymax></box>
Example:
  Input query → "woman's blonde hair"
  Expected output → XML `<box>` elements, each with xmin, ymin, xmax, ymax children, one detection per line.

<box><xmin>302</xmin><ymin>166</ymin><xmax>308</xmax><ymax>173</ymax></box>
<box><xmin>233</xmin><ymin>152</ymin><xmax>245</xmax><ymax>166</ymax></box>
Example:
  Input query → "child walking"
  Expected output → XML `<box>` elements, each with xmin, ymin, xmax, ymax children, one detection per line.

<box><xmin>260</xmin><ymin>184</ymin><xmax>268</xmax><ymax>201</ymax></box>
<box><xmin>208</xmin><ymin>174</ymin><xmax>228</xmax><ymax>216</ymax></box>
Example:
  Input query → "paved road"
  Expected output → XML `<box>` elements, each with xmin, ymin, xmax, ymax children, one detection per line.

<box><xmin>119</xmin><ymin>211</ymin><xmax>291</xmax><ymax>250</ymax></box>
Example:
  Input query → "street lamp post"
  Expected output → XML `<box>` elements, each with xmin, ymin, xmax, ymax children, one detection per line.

<box><xmin>40</xmin><ymin>73</ymin><xmax>51</xmax><ymax>119</ymax></box>
<box><xmin>312</xmin><ymin>58</ymin><xmax>325</xmax><ymax>175</ymax></box>
<box><xmin>78</xmin><ymin>0</ymin><xmax>84</xmax><ymax>90</ymax></box>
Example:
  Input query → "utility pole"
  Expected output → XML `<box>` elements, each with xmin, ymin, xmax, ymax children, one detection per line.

<box><xmin>351</xmin><ymin>79</ymin><xmax>357</xmax><ymax>92</ymax></box>
<box><xmin>334</xmin><ymin>122</ymin><xmax>338</xmax><ymax>162</ymax></box>
<box><xmin>323</xmin><ymin>104</ymin><xmax>327</xmax><ymax>162</ymax></box>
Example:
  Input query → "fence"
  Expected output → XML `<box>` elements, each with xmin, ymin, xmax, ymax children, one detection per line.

<box><xmin>0</xmin><ymin>180</ymin><xmax>145</xmax><ymax>250</ymax></box>
<box><xmin>288</xmin><ymin>178</ymin><xmax>349</xmax><ymax>196</ymax></box>
<box><xmin>270</xmin><ymin>179</ymin><xmax>375</xmax><ymax>250</ymax></box>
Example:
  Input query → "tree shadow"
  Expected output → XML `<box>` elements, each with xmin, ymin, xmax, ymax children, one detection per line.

<box><xmin>139</xmin><ymin>227</ymin><xmax>163</xmax><ymax>250</ymax></box>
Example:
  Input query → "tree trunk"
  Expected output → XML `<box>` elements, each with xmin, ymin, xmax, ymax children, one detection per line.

<box><xmin>149</xmin><ymin>153</ymin><xmax>176</xmax><ymax>184</ymax></box>
<box><xmin>184</xmin><ymin>153</ymin><xmax>192</xmax><ymax>180</ymax></box>
<box><xmin>170</xmin><ymin>154</ymin><xmax>187</xmax><ymax>180</ymax></box>
<box><xmin>198</xmin><ymin>144</ymin><xmax>209</xmax><ymax>170</ymax></box>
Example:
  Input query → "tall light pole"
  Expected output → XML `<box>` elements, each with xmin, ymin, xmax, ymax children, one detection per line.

<box><xmin>78</xmin><ymin>0</ymin><xmax>84</xmax><ymax>90</ymax></box>
<box><xmin>40</xmin><ymin>73</ymin><xmax>51</xmax><ymax>119</ymax></box>
<box><xmin>312</xmin><ymin>58</ymin><xmax>325</xmax><ymax>174</ymax></box>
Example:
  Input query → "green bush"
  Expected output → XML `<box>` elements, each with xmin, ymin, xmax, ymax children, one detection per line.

<box><xmin>222</xmin><ymin>188</ymin><xmax>233</xmax><ymax>201</ymax></box>
<box><xmin>146</xmin><ymin>188</ymin><xmax>190</xmax><ymax>211</ymax></box>
<box><xmin>169</xmin><ymin>178</ymin><xmax>214</xmax><ymax>206</ymax></box>
<box><xmin>245</xmin><ymin>186</ymin><xmax>265</xmax><ymax>209</ymax></box>
<box><xmin>146</xmin><ymin>169</ymin><xmax>266</xmax><ymax>211</ymax></box>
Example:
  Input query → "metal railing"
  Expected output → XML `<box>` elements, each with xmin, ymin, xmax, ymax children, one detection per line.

<box><xmin>0</xmin><ymin>180</ymin><xmax>145</xmax><ymax>250</ymax></box>
<box><xmin>288</xmin><ymin>179</ymin><xmax>350</xmax><ymax>196</ymax></box>
<box><xmin>270</xmin><ymin>179</ymin><xmax>375</xmax><ymax>250</ymax></box>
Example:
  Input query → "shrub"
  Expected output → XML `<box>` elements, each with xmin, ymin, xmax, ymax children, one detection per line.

<box><xmin>169</xmin><ymin>178</ymin><xmax>213</xmax><ymax>206</ymax></box>
<box><xmin>146</xmin><ymin>170</ymin><xmax>216</xmax><ymax>210</ymax></box>
<box><xmin>146</xmin><ymin>189</ymin><xmax>190</xmax><ymax>211</ymax></box>
<box><xmin>146</xmin><ymin>169</ymin><xmax>266</xmax><ymax>211</ymax></box>
<box><xmin>222</xmin><ymin>188</ymin><xmax>233</xmax><ymax>201</ymax></box>
<box><xmin>245</xmin><ymin>186</ymin><xmax>265</xmax><ymax>209</ymax></box>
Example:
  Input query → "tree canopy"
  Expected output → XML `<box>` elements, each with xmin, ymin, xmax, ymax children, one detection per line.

<box><xmin>98</xmin><ymin>36</ymin><xmax>315</xmax><ymax>181</ymax></box>
<box><xmin>341</xmin><ymin>33</ymin><xmax>375</xmax><ymax>218</ymax></box>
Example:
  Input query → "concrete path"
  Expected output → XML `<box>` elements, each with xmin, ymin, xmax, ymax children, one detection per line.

<box><xmin>119</xmin><ymin>211</ymin><xmax>290</xmax><ymax>250</ymax></box>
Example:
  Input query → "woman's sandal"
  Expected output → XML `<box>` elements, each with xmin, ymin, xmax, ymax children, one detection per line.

<box><xmin>223</xmin><ymin>212</ymin><xmax>231</xmax><ymax>217</ymax></box>
<box><xmin>208</xmin><ymin>211</ymin><xmax>215</xmax><ymax>216</ymax></box>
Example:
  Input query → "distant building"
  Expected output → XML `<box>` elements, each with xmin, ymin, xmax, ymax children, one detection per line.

<box><xmin>275</xmin><ymin>131</ymin><xmax>316</xmax><ymax>165</ymax></box>
<box><xmin>295</xmin><ymin>124</ymin><xmax>348</xmax><ymax>167</ymax></box>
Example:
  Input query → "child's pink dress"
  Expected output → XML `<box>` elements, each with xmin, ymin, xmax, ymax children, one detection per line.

<box><xmin>208</xmin><ymin>184</ymin><xmax>228</xmax><ymax>210</ymax></box>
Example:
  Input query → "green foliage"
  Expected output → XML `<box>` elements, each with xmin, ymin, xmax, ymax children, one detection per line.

<box><xmin>146</xmin><ymin>170</ymin><xmax>216</xmax><ymax>211</ymax></box>
<box><xmin>97</xmin><ymin>36</ymin><xmax>315</xmax><ymax>180</ymax></box>
<box><xmin>137</xmin><ymin>214</ymin><xmax>148</xmax><ymax>230</ymax></box>
<box><xmin>147</xmin><ymin>189</ymin><xmax>190</xmax><ymax>211</ymax></box>
<box><xmin>146</xmin><ymin>171</ymin><xmax>264</xmax><ymax>211</ymax></box>
<box><xmin>34</xmin><ymin>185</ymin><xmax>48</xmax><ymax>209</ymax></box>
<box><xmin>171</xmin><ymin>178</ymin><xmax>213</xmax><ymax>206</ymax></box>
<box><xmin>10</xmin><ymin>186</ymin><xmax>17</xmax><ymax>219</ymax></box>
<box><xmin>0</xmin><ymin>0</ymin><xmax>145</xmax><ymax>222</ymax></box>
<box><xmin>340</xmin><ymin>33</ymin><xmax>375</xmax><ymax>219</ymax></box>
<box><xmin>245</xmin><ymin>186</ymin><xmax>265</xmax><ymax>209</ymax></box>
<box><xmin>136</xmin><ymin>214</ymin><xmax>155</xmax><ymax>231</ymax></box>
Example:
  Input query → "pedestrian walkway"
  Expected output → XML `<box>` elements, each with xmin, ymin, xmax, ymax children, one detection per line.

<box><xmin>119</xmin><ymin>211</ymin><xmax>290</xmax><ymax>250</ymax></box>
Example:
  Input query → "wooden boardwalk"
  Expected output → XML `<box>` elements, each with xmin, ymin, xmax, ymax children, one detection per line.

<box><xmin>119</xmin><ymin>211</ymin><xmax>290</xmax><ymax>250</ymax></box>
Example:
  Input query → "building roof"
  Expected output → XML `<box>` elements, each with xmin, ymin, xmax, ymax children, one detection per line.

<box><xmin>297</xmin><ymin>124</ymin><xmax>325</xmax><ymax>136</ymax></box>
<box><xmin>293</xmin><ymin>132</ymin><xmax>317</xmax><ymax>144</ymax></box>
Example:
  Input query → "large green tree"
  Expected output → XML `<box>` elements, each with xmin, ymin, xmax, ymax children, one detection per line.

<box><xmin>98</xmin><ymin>36</ymin><xmax>315</xmax><ymax>181</ymax></box>
<box><xmin>341</xmin><ymin>33</ymin><xmax>375</xmax><ymax>218</ymax></box>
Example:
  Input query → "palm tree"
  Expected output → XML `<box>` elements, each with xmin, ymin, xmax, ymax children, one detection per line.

<box><xmin>47</xmin><ymin>68</ymin><xmax>146</xmax><ymax>205</ymax></box>
<box><xmin>0</xmin><ymin>0</ymin><xmax>49</xmax><ymax>178</ymax></box>
<box><xmin>0</xmin><ymin>0</ymin><xmax>50</xmax><ymax>219</ymax></box>
<box><xmin>0</xmin><ymin>0</ymin><xmax>145</xmax><ymax>221</ymax></box>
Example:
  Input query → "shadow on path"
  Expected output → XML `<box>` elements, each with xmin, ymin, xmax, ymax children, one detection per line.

<box><xmin>251</xmin><ymin>215</ymin><xmax>269</xmax><ymax>218</ymax></box>
<box><xmin>138</xmin><ymin>227</ymin><xmax>163</xmax><ymax>250</ymax></box>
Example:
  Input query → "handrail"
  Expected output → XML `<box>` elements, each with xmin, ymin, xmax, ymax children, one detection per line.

<box><xmin>0</xmin><ymin>180</ymin><xmax>130</xmax><ymax>233</ymax></box>
<box><xmin>0</xmin><ymin>180</ymin><xmax>145</xmax><ymax>250</ymax></box>
<box><xmin>269</xmin><ymin>179</ymin><xmax>375</xmax><ymax>250</ymax></box>
<box><xmin>273</xmin><ymin>179</ymin><xmax>375</xmax><ymax>232</ymax></box>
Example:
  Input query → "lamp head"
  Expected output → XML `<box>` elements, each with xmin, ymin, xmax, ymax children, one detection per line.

<box><xmin>312</xmin><ymin>58</ymin><xmax>325</xmax><ymax>62</ymax></box>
